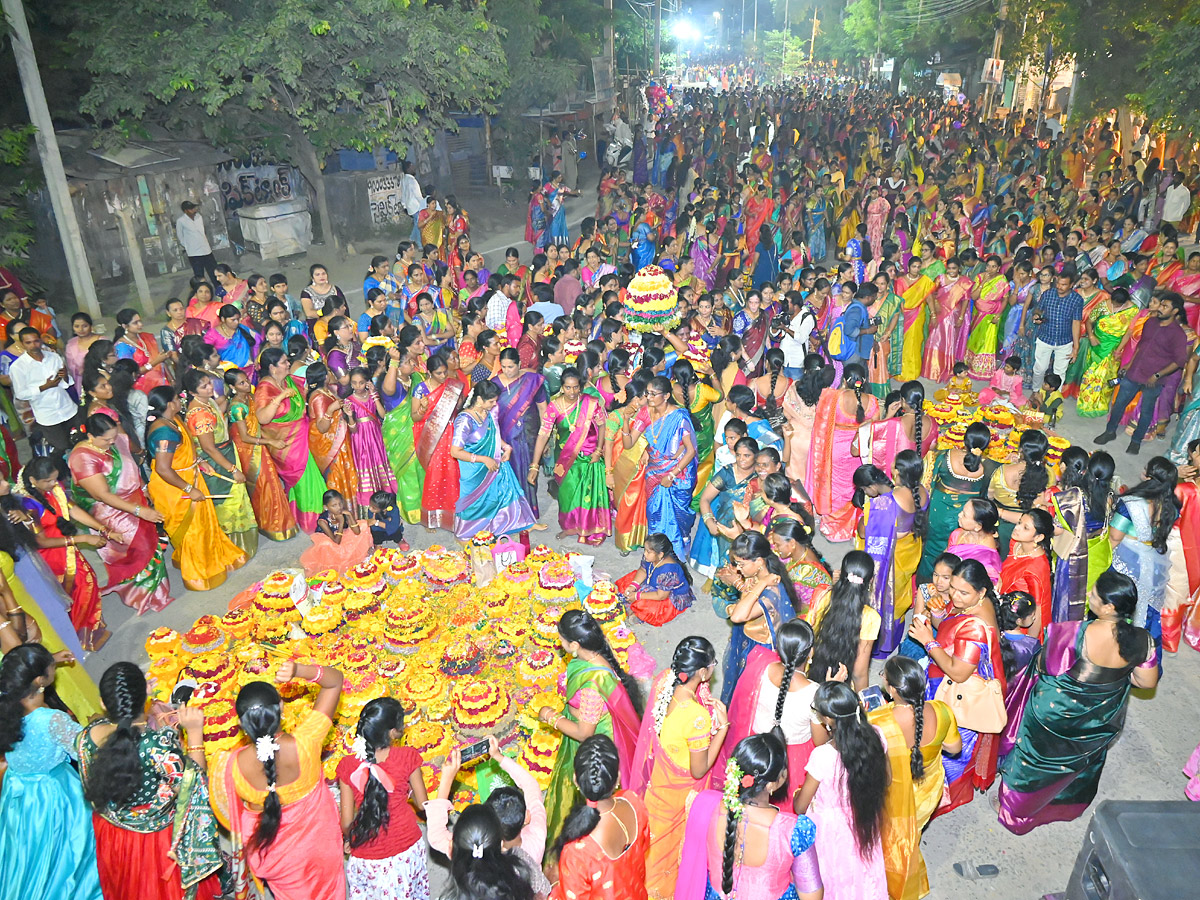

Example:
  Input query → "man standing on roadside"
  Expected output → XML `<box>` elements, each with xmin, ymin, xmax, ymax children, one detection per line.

<box><xmin>174</xmin><ymin>201</ymin><xmax>218</xmax><ymax>285</ymax></box>
<box><xmin>1030</xmin><ymin>270</ymin><xmax>1084</xmax><ymax>386</ymax></box>
<box><xmin>400</xmin><ymin>161</ymin><xmax>424</xmax><ymax>243</ymax></box>
<box><xmin>1095</xmin><ymin>293</ymin><xmax>1190</xmax><ymax>455</ymax></box>
<box><xmin>10</xmin><ymin>327</ymin><xmax>79</xmax><ymax>457</ymax></box>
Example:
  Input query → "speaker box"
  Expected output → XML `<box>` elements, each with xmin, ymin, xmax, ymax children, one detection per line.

<box><xmin>1062</xmin><ymin>800</ymin><xmax>1200</xmax><ymax>900</ymax></box>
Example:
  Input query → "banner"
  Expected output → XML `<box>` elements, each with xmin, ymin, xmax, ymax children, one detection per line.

<box><xmin>981</xmin><ymin>57</ymin><xmax>1005</xmax><ymax>85</ymax></box>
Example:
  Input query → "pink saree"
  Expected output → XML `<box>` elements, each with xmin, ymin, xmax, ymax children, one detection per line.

<box><xmin>924</xmin><ymin>275</ymin><xmax>972</xmax><ymax>382</ymax></box>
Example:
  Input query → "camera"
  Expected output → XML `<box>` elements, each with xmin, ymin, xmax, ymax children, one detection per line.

<box><xmin>870</xmin><ymin>315</ymin><xmax>884</xmax><ymax>326</ymax></box>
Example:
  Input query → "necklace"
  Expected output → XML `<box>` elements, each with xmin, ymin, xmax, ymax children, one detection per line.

<box><xmin>602</xmin><ymin>796</ymin><xmax>633</xmax><ymax>847</ymax></box>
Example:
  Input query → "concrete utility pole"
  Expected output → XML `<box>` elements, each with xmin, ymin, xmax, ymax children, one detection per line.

<box><xmin>810</xmin><ymin>7</ymin><xmax>819</xmax><ymax>63</ymax></box>
<box><xmin>3</xmin><ymin>0</ymin><xmax>101</xmax><ymax>318</ymax></box>
<box><xmin>984</xmin><ymin>0</ymin><xmax>1009</xmax><ymax>120</ymax></box>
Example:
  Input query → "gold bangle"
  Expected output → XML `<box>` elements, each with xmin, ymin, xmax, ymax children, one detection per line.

<box><xmin>187</xmin><ymin>744</ymin><xmax>204</xmax><ymax>753</ymax></box>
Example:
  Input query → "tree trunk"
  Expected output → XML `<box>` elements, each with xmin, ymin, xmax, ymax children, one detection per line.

<box><xmin>1116</xmin><ymin>105</ymin><xmax>1134</xmax><ymax>167</ymax></box>
<box><xmin>296</xmin><ymin>136</ymin><xmax>340</xmax><ymax>255</ymax></box>
<box><xmin>890</xmin><ymin>55</ymin><xmax>904</xmax><ymax>94</ymax></box>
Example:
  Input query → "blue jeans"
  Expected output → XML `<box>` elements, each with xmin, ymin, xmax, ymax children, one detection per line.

<box><xmin>783</xmin><ymin>366</ymin><xmax>805</xmax><ymax>380</ymax></box>
<box><xmin>1105</xmin><ymin>377</ymin><xmax>1164</xmax><ymax>443</ymax></box>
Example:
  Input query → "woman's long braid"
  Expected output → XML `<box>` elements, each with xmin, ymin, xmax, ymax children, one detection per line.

<box><xmin>912</xmin><ymin>409</ymin><xmax>923</xmax><ymax>457</ymax></box>
<box><xmin>609</xmin><ymin>369</ymin><xmax>619</xmax><ymax>400</ymax></box>
<box><xmin>908</xmin><ymin>698</ymin><xmax>925</xmax><ymax>781</ymax></box>
<box><xmin>596</xmin><ymin>642</ymin><xmax>642</xmax><ymax>717</ymax></box>
<box><xmin>681</xmin><ymin>379</ymin><xmax>693</xmax><ymax>418</ymax></box>
<box><xmin>721</xmin><ymin>789</ymin><xmax>746</xmax><ymax>895</ymax></box>
<box><xmin>771</xmin><ymin>653</ymin><xmax>798</xmax><ymax>734</ymax></box>
<box><xmin>853</xmin><ymin>377</ymin><xmax>865</xmax><ymax>423</ymax></box>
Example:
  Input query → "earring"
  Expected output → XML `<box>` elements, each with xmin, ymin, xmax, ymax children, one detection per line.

<box><xmin>37</xmin><ymin>685</ymin><xmax>45</xmax><ymax>695</ymax></box>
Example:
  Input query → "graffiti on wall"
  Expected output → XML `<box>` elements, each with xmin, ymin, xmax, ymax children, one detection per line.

<box><xmin>219</xmin><ymin>164</ymin><xmax>296</xmax><ymax>211</ymax></box>
<box><xmin>366</xmin><ymin>173</ymin><xmax>406</xmax><ymax>225</ymax></box>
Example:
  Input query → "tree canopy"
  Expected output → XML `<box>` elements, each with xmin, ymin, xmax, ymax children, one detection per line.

<box><xmin>70</xmin><ymin>0</ymin><xmax>508</xmax><ymax>248</ymax></box>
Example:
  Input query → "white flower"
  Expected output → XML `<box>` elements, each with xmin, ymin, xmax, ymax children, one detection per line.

<box><xmin>255</xmin><ymin>735</ymin><xmax>280</xmax><ymax>763</ymax></box>
<box><xmin>351</xmin><ymin>734</ymin><xmax>369</xmax><ymax>762</ymax></box>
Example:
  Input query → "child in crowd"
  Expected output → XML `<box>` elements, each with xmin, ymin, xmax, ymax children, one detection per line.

<box><xmin>336</xmin><ymin>698</ymin><xmax>430</xmax><ymax>899</ymax></box>
<box><xmin>300</xmin><ymin>489</ymin><xmax>374</xmax><ymax>574</ymax></box>
<box><xmin>617</xmin><ymin>532</ymin><xmax>695</xmax><ymax>626</ymax></box>
<box><xmin>426</xmin><ymin>736</ymin><xmax>551</xmax><ymax>897</ymax></box>
<box><xmin>934</xmin><ymin>361</ymin><xmax>973</xmax><ymax>401</ymax></box>
<box><xmin>270</xmin><ymin>273</ymin><xmax>306</xmax><ymax>323</ymax></box>
<box><xmin>1026</xmin><ymin>373</ymin><xmax>1065</xmax><ymax>425</ymax></box>
<box><xmin>369</xmin><ymin>490</ymin><xmax>408</xmax><ymax>550</ymax></box>
<box><xmin>978</xmin><ymin>354</ymin><xmax>1027</xmax><ymax>408</ymax></box>
<box><xmin>714</xmin><ymin>418</ymin><xmax>749</xmax><ymax>469</ymax></box>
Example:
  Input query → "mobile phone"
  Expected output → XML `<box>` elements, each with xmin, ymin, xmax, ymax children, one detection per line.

<box><xmin>859</xmin><ymin>685</ymin><xmax>886</xmax><ymax>713</ymax></box>
<box><xmin>459</xmin><ymin>739</ymin><xmax>490</xmax><ymax>764</ymax></box>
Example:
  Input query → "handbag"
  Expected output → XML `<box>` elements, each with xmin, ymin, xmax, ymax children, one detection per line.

<box><xmin>935</xmin><ymin>673</ymin><xmax>1008</xmax><ymax>733</ymax></box>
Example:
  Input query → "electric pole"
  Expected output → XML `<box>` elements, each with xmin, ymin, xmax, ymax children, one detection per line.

<box><xmin>3</xmin><ymin>0</ymin><xmax>101</xmax><ymax>318</ymax></box>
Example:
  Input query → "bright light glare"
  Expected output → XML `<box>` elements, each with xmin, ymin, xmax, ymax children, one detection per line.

<box><xmin>672</xmin><ymin>19</ymin><xmax>701</xmax><ymax>42</ymax></box>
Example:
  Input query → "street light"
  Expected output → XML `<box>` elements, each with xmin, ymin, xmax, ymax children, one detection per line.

<box><xmin>672</xmin><ymin>19</ymin><xmax>701</xmax><ymax>42</ymax></box>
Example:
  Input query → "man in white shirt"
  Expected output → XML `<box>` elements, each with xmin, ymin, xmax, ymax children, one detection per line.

<box><xmin>10</xmin><ymin>327</ymin><xmax>79</xmax><ymax>456</ymax></box>
<box><xmin>400</xmin><ymin>161</ymin><xmax>424</xmax><ymax>243</ymax></box>
<box><xmin>778</xmin><ymin>292</ymin><xmax>817</xmax><ymax>378</ymax></box>
<box><xmin>174</xmin><ymin>201</ymin><xmax>218</xmax><ymax>285</ymax></box>
<box><xmin>1162</xmin><ymin>172</ymin><xmax>1192</xmax><ymax>228</ymax></box>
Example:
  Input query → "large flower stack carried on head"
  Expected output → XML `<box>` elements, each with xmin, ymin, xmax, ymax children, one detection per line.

<box><xmin>143</xmin><ymin>544</ymin><xmax>648</xmax><ymax>807</ymax></box>
<box><xmin>623</xmin><ymin>264</ymin><xmax>682</xmax><ymax>332</ymax></box>
<box><xmin>926</xmin><ymin>399</ymin><xmax>1074</xmax><ymax>471</ymax></box>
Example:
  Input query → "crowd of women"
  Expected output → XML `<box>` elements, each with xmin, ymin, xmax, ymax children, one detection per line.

<box><xmin>2</xmin><ymin>77</ymin><xmax>1200</xmax><ymax>900</ymax></box>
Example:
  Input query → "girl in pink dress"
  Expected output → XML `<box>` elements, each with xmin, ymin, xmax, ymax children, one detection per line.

<box><xmin>797</xmin><ymin>681</ymin><xmax>889</xmax><ymax>900</ymax></box>
<box><xmin>346</xmin><ymin>368</ymin><xmax>398</xmax><ymax>509</ymax></box>
<box><xmin>978</xmin><ymin>355</ymin><xmax>1027</xmax><ymax>407</ymax></box>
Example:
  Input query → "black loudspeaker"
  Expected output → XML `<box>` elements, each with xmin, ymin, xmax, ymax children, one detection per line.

<box><xmin>1059</xmin><ymin>800</ymin><xmax>1200</xmax><ymax>900</ymax></box>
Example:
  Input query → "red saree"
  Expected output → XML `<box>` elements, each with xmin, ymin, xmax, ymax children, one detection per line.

<box><xmin>999</xmin><ymin>550</ymin><xmax>1053</xmax><ymax>640</ymax></box>
<box><xmin>413</xmin><ymin>379</ymin><xmax>464</xmax><ymax>529</ymax></box>
<box><xmin>25</xmin><ymin>486</ymin><xmax>107</xmax><ymax>650</ymax></box>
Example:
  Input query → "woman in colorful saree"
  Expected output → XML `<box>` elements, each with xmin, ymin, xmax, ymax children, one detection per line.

<box><xmin>549</xmin><ymin>734</ymin><xmax>650</xmax><ymax>900</ymax></box>
<box><xmin>489</xmin><ymin>348</ymin><xmax>547</xmax><ymax>518</ymax></box>
<box><xmin>112</xmin><ymin>308</ymin><xmax>171</xmax><ymax>392</ymax></box>
<box><xmin>808</xmin><ymin>363</ymin><xmax>878</xmax><ymax>542</ymax></box>
<box><xmin>181</xmin><ymin>368</ymin><xmax>258</xmax><ymax>558</ymax></box>
<box><xmin>618</xmin><ymin>532</ymin><xmax>695</xmax><ymax>626</ymax></box>
<box><xmin>631</xmin><ymin>637</ymin><xmax>728</xmax><ymax>900</ymax></box>
<box><xmin>907</xmin><ymin>558</ymin><xmax>1006</xmax><ymax>818</ymax></box>
<box><xmin>720</xmin><ymin>532</ymin><xmax>799</xmax><ymax>706</ymax></box>
<box><xmin>1110</xmin><ymin>457</ymin><xmax>1179</xmax><ymax>668</ymax></box>
<box><xmin>998</xmin><ymin>570</ymin><xmax>1157</xmax><ymax>834</ymax></box>
<box><xmin>894</xmin><ymin>255</ymin><xmax>936</xmax><ymax>382</ymax></box>
<box><xmin>989</xmin><ymin>428</ymin><xmax>1053</xmax><ymax>555</ymax></box>
<box><xmin>998</xmin><ymin>509</ymin><xmax>1054</xmax><ymax>638</ymax></box>
<box><xmin>224</xmin><ymin>368</ymin><xmax>297</xmax><ymax>541</ymax></box>
<box><xmin>205</xmin><ymin>304</ymin><xmax>259</xmax><ymax>369</ymax></box>
<box><xmin>732</xmin><ymin>291</ymin><xmax>772</xmax><ymax>377</ymax></box>
<box><xmin>210</xmin><ymin>665</ymin><xmax>346</xmax><ymax>900</ymax></box>
<box><xmin>77</xmin><ymin>663</ymin><xmax>223</xmax><ymax>900</ymax></box>
<box><xmin>305</xmin><ymin>361</ymin><xmax>360</xmax><ymax>510</ymax></box>
<box><xmin>1061</xmin><ymin>268</ymin><xmax>1112</xmax><ymax>398</ymax></box>
<box><xmin>608</xmin><ymin>378</ymin><xmax>649</xmax><ymax>555</ymax></box>
<box><xmin>923</xmin><ymin>256</ymin><xmax>973</xmax><ymax>381</ymax></box>
<box><xmin>676</xmin><ymin>733</ymin><xmax>823</xmax><ymax>900</ymax></box>
<box><xmin>862</xmin><ymin>380</ymin><xmax>939</xmax><ymax>477</ymax></box>
<box><xmin>16</xmin><ymin>457</ymin><xmax>110</xmax><ymax>651</ymax></box>
<box><xmin>919</xmin><ymin>422</ymin><xmax>995</xmax><ymax>581</ymax></box>
<box><xmin>1077</xmin><ymin>286</ymin><xmax>1139</xmax><ymax>416</ymax></box>
<box><xmin>411</xmin><ymin>350</ymin><xmax>463</xmax><ymax>531</ymax></box>
<box><xmin>866</xmin><ymin>656</ymin><xmax>962</xmax><ymax>900</ymax></box>
<box><xmin>626</xmin><ymin>375</ymin><xmax>698</xmax><ymax>558</ymax></box>
<box><xmin>0</xmin><ymin>644</ymin><xmax>104</xmax><ymax>900</ymax></box>
<box><xmin>146</xmin><ymin>387</ymin><xmax>248</xmax><ymax>592</ymax></box>
<box><xmin>68</xmin><ymin>413</ymin><xmax>173</xmax><ymax>614</ymax></box>
<box><xmin>417</xmin><ymin>196</ymin><xmax>446</xmax><ymax>255</ymax></box>
<box><xmin>537</xmin><ymin>610</ymin><xmax>643</xmax><ymax>845</ymax></box>
<box><xmin>858</xmin><ymin>451</ymin><xmax>929</xmax><ymax>658</ymax></box>
<box><xmin>670</xmin><ymin>359</ymin><xmax>723</xmax><ymax>509</ymax></box>
<box><xmin>528</xmin><ymin>367</ymin><xmax>611</xmax><ymax>545</ymax></box>
<box><xmin>965</xmin><ymin>254</ymin><xmax>1011</xmax><ymax>379</ymax></box>
<box><xmin>1048</xmin><ymin>448</ymin><xmax>1115</xmax><ymax>624</ymax></box>
<box><xmin>366</xmin><ymin>344</ymin><xmax>423</xmax><ymax>527</ymax></box>
<box><xmin>448</xmin><ymin>378</ymin><xmax>537</xmax><ymax>541</ymax></box>
<box><xmin>689</xmin><ymin>435</ymin><xmax>761</xmax><ymax>583</ymax></box>
<box><xmin>254</xmin><ymin>347</ymin><xmax>326</xmax><ymax>533</ymax></box>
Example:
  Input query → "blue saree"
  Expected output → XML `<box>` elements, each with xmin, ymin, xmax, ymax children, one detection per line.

<box><xmin>451</xmin><ymin>408</ymin><xmax>537</xmax><ymax>540</ymax></box>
